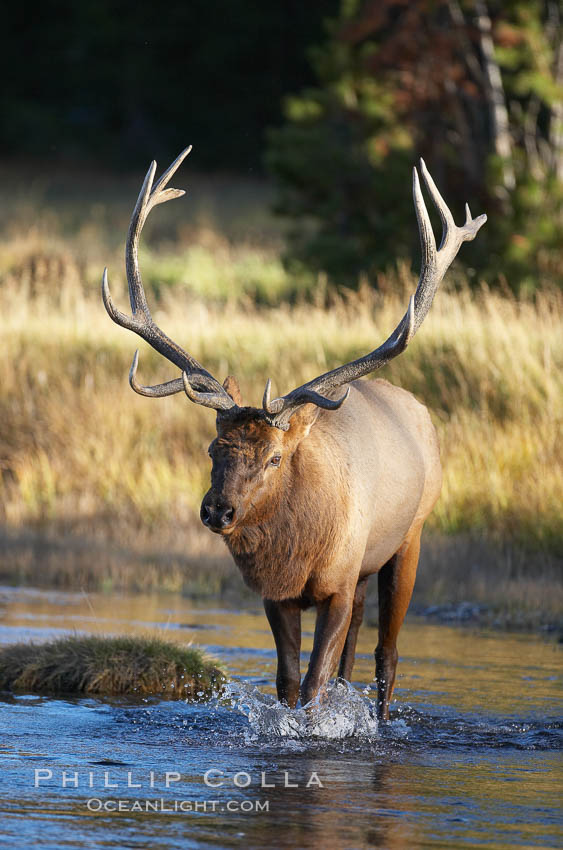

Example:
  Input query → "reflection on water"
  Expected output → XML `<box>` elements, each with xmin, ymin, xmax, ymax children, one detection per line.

<box><xmin>0</xmin><ymin>585</ymin><xmax>561</xmax><ymax>849</ymax></box>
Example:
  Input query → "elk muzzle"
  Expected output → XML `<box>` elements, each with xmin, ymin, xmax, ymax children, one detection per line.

<box><xmin>200</xmin><ymin>493</ymin><xmax>237</xmax><ymax>534</ymax></box>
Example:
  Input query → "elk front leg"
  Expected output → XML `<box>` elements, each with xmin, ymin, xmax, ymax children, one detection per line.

<box><xmin>376</xmin><ymin>530</ymin><xmax>421</xmax><ymax>720</ymax></box>
<box><xmin>264</xmin><ymin>598</ymin><xmax>302</xmax><ymax>707</ymax></box>
<box><xmin>300</xmin><ymin>590</ymin><xmax>354</xmax><ymax>705</ymax></box>
<box><xmin>338</xmin><ymin>575</ymin><xmax>369</xmax><ymax>682</ymax></box>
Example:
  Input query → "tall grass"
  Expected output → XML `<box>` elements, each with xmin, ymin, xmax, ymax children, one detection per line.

<box><xmin>1</xmin><ymin>265</ymin><xmax>560</xmax><ymax>551</ymax></box>
<box><xmin>0</xmin><ymin>164</ymin><xmax>561</xmax><ymax>597</ymax></box>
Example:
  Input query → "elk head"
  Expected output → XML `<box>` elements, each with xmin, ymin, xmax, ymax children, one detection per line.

<box><xmin>200</xmin><ymin>388</ymin><xmax>323</xmax><ymax>534</ymax></box>
<box><xmin>102</xmin><ymin>147</ymin><xmax>485</xmax><ymax>536</ymax></box>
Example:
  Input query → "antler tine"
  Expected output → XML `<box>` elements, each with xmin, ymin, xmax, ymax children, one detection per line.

<box><xmin>412</xmin><ymin>165</ymin><xmax>437</xmax><ymax>289</ymax></box>
<box><xmin>182</xmin><ymin>372</ymin><xmax>238</xmax><ymax>410</ymax></box>
<box><xmin>127</xmin><ymin>349</ymin><xmax>222</xmax><ymax>399</ymax></box>
<box><xmin>262</xmin><ymin>378</ymin><xmax>279</xmax><ymax>414</ymax></box>
<box><xmin>412</xmin><ymin>158</ymin><xmax>486</xmax><ymax>336</ymax></box>
<box><xmin>273</xmin><ymin>387</ymin><xmax>351</xmax><ymax>429</ymax></box>
<box><xmin>262</xmin><ymin>377</ymin><xmax>350</xmax><ymax>424</ymax></box>
<box><xmin>126</xmin><ymin>153</ymin><xmax>185</xmax><ymax>319</ymax></box>
<box><xmin>264</xmin><ymin>160</ymin><xmax>486</xmax><ymax>429</ymax></box>
<box><xmin>419</xmin><ymin>158</ymin><xmax>454</xmax><ymax>251</ymax></box>
<box><xmin>102</xmin><ymin>267</ymin><xmax>143</xmax><ymax>333</ymax></box>
<box><xmin>102</xmin><ymin>148</ymin><xmax>236</xmax><ymax>409</ymax></box>
<box><xmin>128</xmin><ymin>349</ymin><xmax>183</xmax><ymax>397</ymax></box>
<box><xmin>152</xmin><ymin>145</ymin><xmax>192</xmax><ymax>199</ymax></box>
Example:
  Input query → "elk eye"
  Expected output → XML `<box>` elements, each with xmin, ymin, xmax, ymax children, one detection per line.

<box><xmin>270</xmin><ymin>455</ymin><xmax>281</xmax><ymax>467</ymax></box>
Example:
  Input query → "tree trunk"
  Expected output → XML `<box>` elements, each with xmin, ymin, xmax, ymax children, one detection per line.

<box><xmin>550</xmin><ymin>40</ymin><xmax>563</xmax><ymax>181</ymax></box>
<box><xmin>473</xmin><ymin>0</ymin><xmax>515</xmax><ymax>192</ymax></box>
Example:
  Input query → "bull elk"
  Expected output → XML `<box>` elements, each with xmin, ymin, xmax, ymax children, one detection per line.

<box><xmin>102</xmin><ymin>147</ymin><xmax>486</xmax><ymax>719</ymax></box>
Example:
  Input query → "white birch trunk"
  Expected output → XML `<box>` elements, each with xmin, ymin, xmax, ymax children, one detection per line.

<box><xmin>474</xmin><ymin>0</ymin><xmax>516</xmax><ymax>191</ymax></box>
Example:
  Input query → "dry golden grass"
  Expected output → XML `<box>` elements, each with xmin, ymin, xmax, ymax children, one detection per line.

<box><xmin>1</xmin><ymin>261</ymin><xmax>560</xmax><ymax>554</ymax></box>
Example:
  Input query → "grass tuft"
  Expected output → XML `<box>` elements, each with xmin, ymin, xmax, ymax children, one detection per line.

<box><xmin>0</xmin><ymin>634</ymin><xmax>226</xmax><ymax>698</ymax></box>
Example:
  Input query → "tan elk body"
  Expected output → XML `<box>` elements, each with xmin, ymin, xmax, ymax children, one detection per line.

<box><xmin>103</xmin><ymin>147</ymin><xmax>485</xmax><ymax>718</ymax></box>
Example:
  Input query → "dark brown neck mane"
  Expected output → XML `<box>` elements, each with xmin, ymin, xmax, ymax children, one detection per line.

<box><xmin>225</xmin><ymin>434</ymin><xmax>349</xmax><ymax>601</ymax></box>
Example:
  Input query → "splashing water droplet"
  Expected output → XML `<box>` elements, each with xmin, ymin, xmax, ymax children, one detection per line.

<box><xmin>223</xmin><ymin>679</ymin><xmax>378</xmax><ymax>742</ymax></box>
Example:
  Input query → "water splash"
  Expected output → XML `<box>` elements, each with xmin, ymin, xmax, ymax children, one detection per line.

<box><xmin>223</xmin><ymin>678</ymin><xmax>378</xmax><ymax>742</ymax></box>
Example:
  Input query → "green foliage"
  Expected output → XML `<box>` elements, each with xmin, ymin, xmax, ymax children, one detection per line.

<box><xmin>487</xmin><ymin>167</ymin><xmax>563</xmax><ymax>295</ymax></box>
<box><xmin>267</xmin><ymin>0</ymin><xmax>563</xmax><ymax>293</ymax></box>
<box><xmin>266</xmin><ymin>8</ymin><xmax>414</xmax><ymax>285</ymax></box>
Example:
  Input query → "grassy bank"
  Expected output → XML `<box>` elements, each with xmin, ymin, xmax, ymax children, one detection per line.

<box><xmin>1</xmin><ymin>524</ymin><xmax>560</xmax><ymax>631</ymax></box>
<box><xmin>0</xmin><ymin>164</ymin><xmax>561</xmax><ymax>626</ymax></box>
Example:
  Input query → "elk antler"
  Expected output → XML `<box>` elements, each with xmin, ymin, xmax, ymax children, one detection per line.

<box><xmin>261</xmin><ymin>159</ymin><xmax>486</xmax><ymax>429</ymax></box>
<box><xmin>102</xmin><ymin>147</ymin><xmax>236</xmax><ymax>411</ymax></box>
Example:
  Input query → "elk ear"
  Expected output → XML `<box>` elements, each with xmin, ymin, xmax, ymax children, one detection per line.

<box><xmin>288</xmin><ymin>403</ymin><xmax>320</xmax><ymax>439</ymax></box>
<box><xmin>222</xmin><ymin>375</ymin><xmax>243</xmax><ymax>405</ymax></box>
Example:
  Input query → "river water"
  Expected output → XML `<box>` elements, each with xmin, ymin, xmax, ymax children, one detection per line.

<box><xmin>0</xmin><ymin>586</ymin><xmax>561</xmax><ymax>849</ymax></box>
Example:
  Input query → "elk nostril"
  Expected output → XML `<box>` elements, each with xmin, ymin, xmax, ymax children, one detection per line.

<box><xmin>221</xmin><ymin>507</ymin><xmax>235</xmax><ymax>526</ymax></box>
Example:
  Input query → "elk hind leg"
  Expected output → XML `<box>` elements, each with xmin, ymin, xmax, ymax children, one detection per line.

<box><xmin>375</xmin><ymin>529</ymin><xmax>421</xmax><ymax>720</ymax></box>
